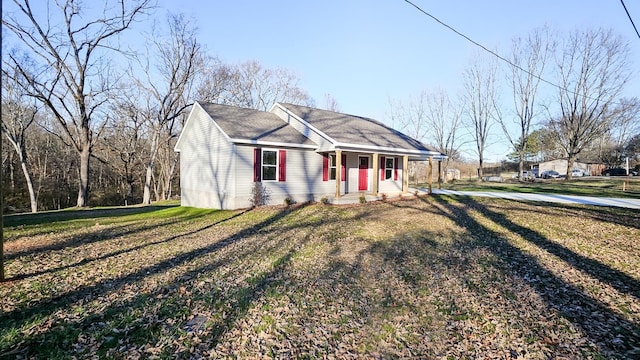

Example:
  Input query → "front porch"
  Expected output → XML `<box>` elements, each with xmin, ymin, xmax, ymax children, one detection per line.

<box><xmin>325</xmin><ymin>187</ymin><xmax>430</xmax><ymax>205</ymax></box>
<box><xmin>326</xmin><ymin>150</ymin><xmax>443</xmax><ymax>200</ymax></box>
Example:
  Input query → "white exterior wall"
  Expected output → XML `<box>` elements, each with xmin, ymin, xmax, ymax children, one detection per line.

<box><xmin>346</xmin><ymin>153</ymin><xmax>364</xmax><ymax>193</ymax></box>
<box><xmin>179</xmin><ymin>106</ymin><xmax>236</xmax><ymax>209</ymax></box>
<box><xmin>378</xmin><ymin>155</ymin><xmax>404</xmax><ymax>194</ymax></box>
<box><xmin>232</xmin><ymin>145</ymin><xmax>337</xmax><ymax>208</ymax></box>
<box><xmin>344</xmin><ymin>153</ymin><xmax>403</xmax><ymax>194</ymax></box>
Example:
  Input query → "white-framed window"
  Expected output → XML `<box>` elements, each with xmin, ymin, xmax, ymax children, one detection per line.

<box><xmin>329</xmin><ymin>154</ymin><xmax>337</xmax><ymax>180</ymax></box>
<box><xmin>384</xmin><ymin>157</ymin><xmax>395</xmax><ymax>180</ymax></box>
<box><xmin>262</xmin><ymin>150</ymin><xmax>278</xmax><ymax>181</ymax></box>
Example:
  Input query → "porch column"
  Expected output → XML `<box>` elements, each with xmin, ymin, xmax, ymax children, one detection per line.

<box><xmin>335</xmin><ymin>150</ymin><xmax>342</xmax><ymax>198</ymax></box>
<box><xmin>372</xmin><ymin>152</ymin><xmax>379</xmax><ymax>196</ymax></box>
<box><xmin>402</xmin><ymin>155</ymin><xmax>409</xmax><ymax>194</ymax></box>
<box><xmin>428</xmin><ymin>156</ymin><xmax>433</xmax><ymax>194</ymax></box>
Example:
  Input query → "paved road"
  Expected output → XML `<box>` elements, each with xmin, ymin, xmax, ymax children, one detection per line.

<box><xmin>431</xmin><ymin>189</ymin><xmax>640</xmax><ymax>210</ymax></box>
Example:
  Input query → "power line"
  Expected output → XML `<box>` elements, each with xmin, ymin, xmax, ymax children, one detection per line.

<box><xmin>401</xmin><ymin>1</ymin><xmax>560</xmax><ymax>94</ymax></box>
<box><xmin>620</xmin><ymin>0</ymin><xmax>640</xmax><ymax>40</ymax></box>
<box><xmin>401</xmin><ymin>0</ymin><xmax>633</xmax><ymax>107</ymax></box>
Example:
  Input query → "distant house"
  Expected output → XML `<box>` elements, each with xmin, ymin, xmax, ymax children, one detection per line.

<box><xmin>534</xmin><ymin>159</ymin><xmax>605</xmax><ymax>176</ymax></box>
<box><xmin>174</xmin><ymin>102</ymin><xmax>443</xmax><ymax>209</ymax></box>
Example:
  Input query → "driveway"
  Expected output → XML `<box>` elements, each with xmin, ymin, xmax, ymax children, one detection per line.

<box><xmin>431</xmin><ymin>189</ymin><xmax>640</xmax><ymax>210</ymax></box>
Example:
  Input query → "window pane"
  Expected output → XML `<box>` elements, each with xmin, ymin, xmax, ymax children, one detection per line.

<box><xmin>330</xmin><ymin>168</ymin><xmax>336</xmax><ymax>180</ymax></box>
<box><xmin>386</xmin><ymin>169</ymin><xmax>392</xmax><ymax>180</ymax></box>
<box><xmin>263</xmin><ymin>165</ymin><xmax>276</xmax><ymax>180</ymax></box>
<box><xmin>263</xmin><ymin>151</ymin><xmax>277</xmax><ymax>165</ymax></box>
<box><xmin>386</xmin><ymin>158</ymin><xmax>394</xmax><ymax>168</ymax></box>
<box><xmin>330</xmin><ymin>154</ymin><xmax>336</xmax><ymax>165</ymax></box>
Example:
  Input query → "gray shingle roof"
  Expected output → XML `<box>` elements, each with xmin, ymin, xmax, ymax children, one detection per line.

<box><xmin>199</xmin><ymin>102</ymin><xmax>316</xmax><ymax>146</ymax></box>
<box><xmin>278</xmin><ymin>103</ymin><xmax>437</xmax><ymax>153</ymax></box>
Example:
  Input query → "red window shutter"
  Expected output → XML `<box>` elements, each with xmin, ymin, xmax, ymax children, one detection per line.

<box><xmin>322</xmin><ymin>153</ymin><xmax>329</xmax><ymax>181</ymax></box>
<box><xmin>278</xmin><ymin>150</ymin><xmax>286</xmax><ymax>182</ymax></box>
<box><xmin>253</xmin><ymin>148</ymin><xmax>261</xmax><ymax>182</ymax></box>
<box><xmin>394</xmin><ymin>157</ymin><xmax>399</xmax><ymax>181</ymax></box>
<box><xmin>380</xmin><ymin>156</ymin><xmax>385</xmax><ymax>180</ymax></box>
<box><xmin>341</xmin><ymin>154</ymin><xmax>346</xmax><ymax>181</ymax></box>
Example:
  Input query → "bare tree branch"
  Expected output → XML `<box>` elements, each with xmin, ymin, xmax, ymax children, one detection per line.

<box><xmin>2</xmin><ymin>0</ymin><xmax>153</xmax><ymax>206</ymax></box>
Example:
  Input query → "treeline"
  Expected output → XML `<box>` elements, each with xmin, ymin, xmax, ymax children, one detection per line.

<box><xmin>1</xmin><ymin>1</ymin><xmax>314</xmax><ymax>213</ymax></box>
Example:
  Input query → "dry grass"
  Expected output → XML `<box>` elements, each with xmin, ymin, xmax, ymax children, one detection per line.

<box><xmin>1</xmin><ymin>197</ymin><xmax>639</xmax><ymax>359</ymax></box>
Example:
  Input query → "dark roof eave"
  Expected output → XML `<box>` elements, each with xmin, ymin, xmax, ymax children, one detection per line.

<box><xmin>331</xmin><ymin>142</ymin><xmax>442</xmax><ymax>157</ymax></box>
<box><xmin>230</xmin><ymin>138</ymin><xmax>318</xmax><ymax>149</ymax></box>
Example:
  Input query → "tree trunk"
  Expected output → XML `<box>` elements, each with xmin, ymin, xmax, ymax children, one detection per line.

<box><xmin>142</xmin><ymin>163</ymin><xmax>154</xmax><ymax>205</ymax></box>
<box><xmin>566</xmin><ymin>154</ymin><xmax>575</xmax><ymax>181</ymax></box>
<box><xmin>19</xmin><ymin>157</ymin><xmax>37</xmax><ymax>213</ymax></box>
<box><xmin>77</xmin><ymin>144</ymin><xmax>91</xmax><ymax>207</ymax></box>
<box><xmin>8</xmin><ymin>151</ymin><xmax>15</xmax><ymax>190</ymax></box>
<box><xmin>6</xmin><ymin>136</ymin><xmax>38</xmax><ymax>212</ymax></box>
<box><xmin>519</xmin><ymin>150</ymin><xmax>525</xmax><ymax>181</ymax></box>
<box><xmin>142</xmin><ymin>130</ymin><xmax>160</xmax><ymax>205</ymax></box>
<box><xmin>477</xmin><ymin>146</ymin><xmax>484</xmax><ymax>180</ymax></box>
<box><xmin>162</xmin><ymin>155</ymin><xmax>179</xmax><ymax>200</ymax></box>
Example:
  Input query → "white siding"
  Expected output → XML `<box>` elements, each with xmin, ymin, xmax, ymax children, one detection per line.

<box><xmin>378</xmin><ymin>156</ymin><xmax>404</xmax><ymax>194</ymax></box>
<box><xmin>179</xmin><ymin>106</ymin><xmax>235</xmax><ymax>209</ymax></box>
<box><xmin>346</xmin><ymin>153</ymin><xmax>363</xmax><ymax>193</ymax></box>
<box><xmin>232</xmin><ymin>145</ymin><xmax>336</xmax><ymax>207</ymax></box>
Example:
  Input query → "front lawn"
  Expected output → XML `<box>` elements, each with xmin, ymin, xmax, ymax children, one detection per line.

<box><xmin>1</xmin><ymin>197</ymin><xmax>639</xmax><ymax>358</ymax></box>
<box><xmin>438</xmin><ymin>178</ymin><xmax>640</xmax><ymax>198</ymax></box>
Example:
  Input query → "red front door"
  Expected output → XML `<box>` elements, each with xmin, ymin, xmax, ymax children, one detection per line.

<box><xmin>358</xmin><ymin>157</ymin><xmax>368</xmax><ymax>191</ymax></box>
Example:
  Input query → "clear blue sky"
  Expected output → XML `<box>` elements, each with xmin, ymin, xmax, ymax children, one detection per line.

<box><xmin>156</xmin><ymin>0</ymin><xmax>639</xmax><ymax>161</ymax></box>
<box><xmin>4</xmin><ymin>1</ymin><xmax>638</xmax><ymax>161</ymax></box>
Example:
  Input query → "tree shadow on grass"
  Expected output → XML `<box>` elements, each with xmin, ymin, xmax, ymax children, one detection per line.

<box><xmin>3</xmin><ymin>204</ymin><xmax>178</xmax><ymax>227</ymax></box>
<box><xmin>5</xmin><ymin>220</ymin><xmax>174</xmax><ymax>262</ymax></box>
<box><xmin>0</xmin><ymin>204</ymin><xmax>312</xmax><ymax>357</ymax></box>
<box><xmin>458</xmin><ymin>198</ymin><xmax>640</xmax><ymax>300</ymax></box>
<box><xmin>0</xmin><ymin>205</ymin><xmax>296</xmax><ymax>334</ymax></box>
<box><xmin>7</xmin><ymin>211</ymin><xmax>247</xmax><ymax>282</ymax></box>
<box><xmin>473</xmin><ymin>199</ymin><xmax>640</xmax><ymax>231</ymax></box>
<box><xmin>427</xmin><ymin>195</ymin><xmax>640</xmax><ymax>356</ymax></box>
<box><xmin>4</xmin><ymin>208</ymin><xmax>224</xmax><ymax>262</ymax></box>
<box><xmin>529</xmin><ymin>200</ymin><xmax>640</xmax><ymax>231</ymax></box>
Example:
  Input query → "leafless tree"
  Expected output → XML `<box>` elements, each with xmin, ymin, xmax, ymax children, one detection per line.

<box><xmin>196</xmin><ymin>56</ymin><xmax>238</xmax><ymax>104</ymax></box>
<box><xmin>1</xmin><ymin>57</ymin><xmax>39</xmax><ymax>212</ymax></box>
<box><xmin>323</xmin><ymin>93</ymin><xmax>341</xmax><ymax>112</ymax></box>
<box><xmin>609</xmin><ymin>97</ymin><xmax>640</xmax><ymax>149</ymax></box>
<box><xmin>2</xmin><ymin>0</ymin><xmax>153</xmax><ymax>207</ymax></box>
<box><xmin>389</xmin><ymin>91</ymin><xmax>429</xmax><ymax>144</ymax></box>
<box><xmin>387</xmin><ymin>92</ymin><xmax>429</xmax><ymax>183</ymax></box>
<box><xmin>388</xmin><ymin>89</ymin><xmax>462</xmax><ymax>183</ymax></box>
<box><xmin>424</xmin><ymin>89</ymin><xmax>463</xmax><ymax>172</ymax></box>
<box><xmin>550</xmin><ymin>28</ymin><xmax>632</xmax><ymax>179</ymax></box>
<box><xmin>104</xmin><ymin>90</ymin><xmax>148</xmax><ymax>203</ymax></box>
<box><xmin>235</xmin><ymin>60</ymin><xmax>313</xmax><ymax>110</ymax></box>
<box><xmin>199</xmin><ymin>60</ymin><xmax>313</xmax><ymax>111</ymax></box>
<box><xmin>463</xmin><ymin>54</ymin><xmax>499</xmax><ymax>180</ymax></box>
<box><xmin>501</xmin><ymin>27</ymin><xmax>553</xmax><ymax>180</ymax></box>
<box><xmin>131</xmin><ymin>13</ymin><xmax>202</xmax><ymax>204</ymax></box>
